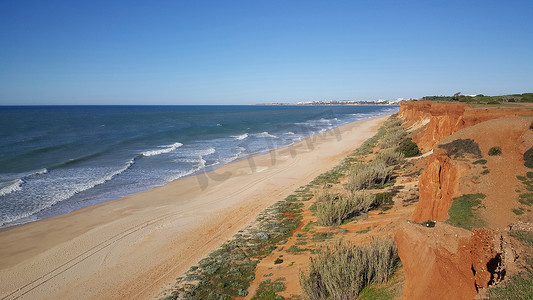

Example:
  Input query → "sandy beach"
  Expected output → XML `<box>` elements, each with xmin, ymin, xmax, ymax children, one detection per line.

<box><xmin>0</xmin><ymin>114</ymin><xmax>390</xmax><ymax>300</ymax></box>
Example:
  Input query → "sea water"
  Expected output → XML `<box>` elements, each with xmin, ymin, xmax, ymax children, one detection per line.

<box><xmin>0</xmin><ymin>105</ymin><xmax>398</xmax><ymax>227</ymax></box>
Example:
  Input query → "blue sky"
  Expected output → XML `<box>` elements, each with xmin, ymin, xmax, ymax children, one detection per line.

<box><xmin>1</xmin><ymin>0</ymin><xmax>532</xmax><ymax>105</ymax></box>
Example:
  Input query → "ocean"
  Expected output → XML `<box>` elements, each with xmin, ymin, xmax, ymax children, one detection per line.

<box><xmin>0</xmin><ymin>105</ymin><xmax>398</xmax><ymax>227</ymax></box>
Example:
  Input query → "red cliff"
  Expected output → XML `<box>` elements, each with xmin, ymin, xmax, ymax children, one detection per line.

<box><xmin>411</xmin><ymin>151</ymin><xmax>468</xmax><ymax>222</ymax></box>
<box><xmin>396</xmin><ymin>224</ymin><xmax>508</xmax><ymax>300</ymax></box>
<box><xmin>398</xmin><ymin>101</ymin><xmax>532</xmax><ymax>151</ymax></box>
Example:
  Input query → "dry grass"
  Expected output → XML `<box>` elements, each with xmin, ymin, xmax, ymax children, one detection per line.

<box><xmin>345</xmin><ymin>160</ymin><xmax>393</xmax><ymax>192</ymax></box>
<box><xmin>378</xmin><ymin>126</ymin><xmax>407</xmax><ymax>149</ymax></box>
<box><xmin>375</xmin><ymin>149</ymin><xmax>405</xmax><ymax>166</ymax></box>
<box><xmin>299</xmin><ymin>237</ymin><xmax>398</xmax><ymax>300</ymax></box>
<box><xmin>314</xmin><ymin>188</ymin><xmax>340</xmax><ymax>203</ymax></box>
<box><xmin>315</xmin><ymin>192</ymin><xmax>375</xmax><ymax>226</ymax></box>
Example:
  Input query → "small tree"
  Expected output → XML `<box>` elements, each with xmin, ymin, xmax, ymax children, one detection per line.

<box><xmin>452</xmin><ymin>92</ymin><xmax>461</xmax><ymax>101</ymax></box>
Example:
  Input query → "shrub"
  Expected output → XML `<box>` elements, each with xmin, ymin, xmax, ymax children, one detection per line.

<box><xmin>509</xmin><ymin>230</ymin><xmax>533</xmax><ymax>247</ymax></box>
<box><xmin>314</xmin><ymin>188</ymin><xmax>339</xmax><ymax>202</ymax></box>
<box><xmin>274</xmin><ymin>258</ymin><xmax>283</xmax><ymax>264</ymax></box>
<box><xmin>513</xmin><ymin>208</ymin><xmax>525</xmax><ymax>215</ymax></box>
<box><xmin>524</xmin><ymin>146</ymin><xmax>533</xmax><ymax>168</ymax></box>
<box><xmin>375</xmin><ymin>149</ymin><xmax>405</xmax><ymax>165</ymax></box>
<box><xmin>473</xmin><ymin>159</ymin><xmax>487</xmax><ymax>165</ymax></box>
<box><xmin>316</xmin><ymin>192</ymin><xmax>375</xmax><ymax>226</ymax></box>
<box><xmin>346</xmin><ymin>161</ymin><xmax>393</xmax><ymax>192</ymax></box>
<box><xmin>438</xmin><ymin>139</ymin><xmax>481</xmax><ymax>158</ymax></box>
<box><xmin>398</xmin><ymin>138</ymin><xmax>421</xmax><ymax>157</ymax></box>
<box><xmin>488</xmin><ymin>146</ymin><xmax>502</xmax><ymax>156</ymax></box>
<box><xmin>379</xmin><ymin>127</ymin><xmax>407</xmax><ymax>149</ymax></box>
<box><xmin>299</xmin><ymin>238</ymin><xmax>398</xmax><ymax>300</ymax></box>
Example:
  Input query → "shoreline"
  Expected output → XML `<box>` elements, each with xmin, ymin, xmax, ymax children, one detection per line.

<box><xmin>0</xmin><ymin>113</ymin><xmax>391</xmax><ymax>300</ymax></box>
<box><xmin>1</xmin><ymin>106</ymin><xmax>399</xmax><ymax>231</ymax></box>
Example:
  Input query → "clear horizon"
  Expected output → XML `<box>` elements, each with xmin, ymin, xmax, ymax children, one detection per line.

<box><xmin>1</xmin><ymin>0</ymin><xmax>532</xmax><ymax>105</ymax></box>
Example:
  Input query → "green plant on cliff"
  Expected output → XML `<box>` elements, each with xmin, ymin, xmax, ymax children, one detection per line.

<box><xmin>299</xmin><ymin>238</ymin><xmax>398</xmax><ymax>300</ymax></box>
<box><xmin>489</xmin><ymin>230</ymin><xmax>533</xmax><ymax>299</ymax></box>
<box><xmin>488</xmin><ymin>146</ymin><xmax>502</xmax><ymax>156</ymax></box>
<box><xmin>438</xmin><ymin>139</ymin><xmax>482</xmax><ymax>158</ymax></box>
<box><xmin>524</xmin><ymin>146</ymin><xmax>533</xmax><ymax>168</ymax></box>
<box><xmin>397</xmin><ymin>138</ymin><xmax>421</xmax><ymax>157</ymax></box>
<box><xmin>446</xmin><ymin>194</ymin><xmax>486</xmax><ymax>230</ymax></box>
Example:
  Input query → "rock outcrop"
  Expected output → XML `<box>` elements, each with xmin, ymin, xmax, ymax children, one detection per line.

<box><xmin>411</xmin><ymin>150</ymin><xmax>468</xmax><ymax>222</ymax></box>
<box><xmin>396</xmin><ymin>224</ymin><xmax>513</xmax><ymax>299</ymax></box>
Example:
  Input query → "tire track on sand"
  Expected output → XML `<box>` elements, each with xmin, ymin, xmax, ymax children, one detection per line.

<box><xmin>1</xmin><ymin>213</ymin><xmax>175</xmax><ymax>300</ymax></box>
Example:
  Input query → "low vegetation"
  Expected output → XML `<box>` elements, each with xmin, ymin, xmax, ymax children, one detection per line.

<box><xmin>489</xmin><ymin>230</ymin><xmax>533</xmax><ymax>299</ymax></box>
<box><xmin>473</xmin><ymin>159</ymin><xmax>487</xmax><ymax>165</ymax></box>
<box><xmin>438</xmin><ymin>139</ymin><xmax>482</xmax><ymax>158</ymax></box>
<box><xmin>375</xmin><ymin>149</ymin><xmax>405</xmax><ymax>166</ymax></box>
<box><xmin>422</xmin><ymin>92</ymin><xmax>533</xmax><ymax>103</ymax></box>
<box><xmin>524</xmin><ymin>146</ymin><xmax>533</xmax><ymax>168</ymax></box>
<box><xmin>299</xmin><ymin>238</ymin><xmax>398</xmax><ymax>300</ymax></box>
<box><xmin>345</xmin><ymin>161</ymin><xmax>394</xmax><ymax>192</ymax></box>
<box><xmin>252</xmin><ymin>279</ymin><xmax>286</xmax><ymax>300</ymax></box>
<box><xmin>488</xmin><ymin>146</ymin><xmax>502</xmax><ymax>156</ymax></box>
<box><xmin>446</xmin><ymin>194</ymin><xmax>486</xmax><ymax>230</ymax></box>
<box><xmin>316</xmin><ymin>192</ymin><xmax>375</xmax><ymax>226</ymax></box>
<box><xmin>166</xmin><ymin>192</ymin><xmax>305</xmax><ymax>299</ymax></box>
<box><xmin>398</xmin><ymin>138</ymin><xmax>421</xmax><ymax>157</ymax></box>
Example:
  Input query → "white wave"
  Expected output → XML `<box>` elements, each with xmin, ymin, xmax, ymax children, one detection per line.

<box><xmin>232</xmin><ymin>133</ymin><xmax>249</xmax><ymax>141</ymax></box>
<box><xmin>142</xmin><ymin>142</ymin><xmax>183</xmax><ymax>157</ymax></box>
<box><xmin>234</xmin><ymin>146</ymin><xmax>246</xmax><ymax>152</ymax></box>
<box><xmin>54</xmin><ymin>159</ymin><xmax>134</xmax><ymax>203</ymax></box>
<box><xmin>0</xmin><ymin>179</ymin><xmax>23</xmax><ymax>197</ymax></box>
<box><xmin>284</xmin><ymin>132</ymin><xmax>295</xmax><ymax>135</ymax></box>
<box><xmin>217</xmin><ymin>123</ymin><xmax>222</xmax><ymax>127</ymax></box>
<box><xmin>197</xmin><ymin>147</ymin><xmax>216</xmax><ymax>156</ymax></box>
<box><xmin>0</xmin><ymin>159</ymin><xmax>136</xmax><ymax>226</ymax></box>
<box><xmin>28</xmin><ymin>168</ymin><xmax>48</xmax><ymax>177</ymax></box>
<box><xmin>258</xmin><ymin>132</ymin><xmax>278</xmax><ymax>138</ymax></box>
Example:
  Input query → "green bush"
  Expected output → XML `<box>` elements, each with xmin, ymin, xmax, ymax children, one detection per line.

<box><xmin>488</xmin><ymin>146</ymin><xmax>502</xmax><ymax>156</ymax></box>
<box><xmin>316</xmin><ymin>192</ymin><xmax>375</xmax><ymax>226</ymax></box>
<box><xmin>299</xmin><ymin>238</ymin><xmax>398</xmax><ymax>300</ymax></box>
<box><xmin>397</xmin><ymin>138</ymin><xmax>421</xmax><ymax>157</ymax></box>
<box><xmin>524</xmin><ymin>146</ymin><xmax>533</xmax><ymax>168</ymax></box>
<box><xmin>438</xmin><ymin>139</ymin><xmax>481</xmax><ymax>158</ymax></box>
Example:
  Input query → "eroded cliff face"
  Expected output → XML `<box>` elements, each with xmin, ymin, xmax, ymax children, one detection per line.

<box><xmin>396</xmin><ymin>224</ymin><xmax>511</xmax><ymax>300</ymax></box>
<box><xmin>412</xmin><ymin>150</ymin><xmax>468</xmax><ymax>222</ymax></box>
<box><xmin>395</xmin><ymin>102</ymin><xmax>532</xmax><ymax>299</ymax></box>
<box><xmin>398</xmin><ymin>101</ymin><xmax>532</xmax><ymax>151</ymax></box>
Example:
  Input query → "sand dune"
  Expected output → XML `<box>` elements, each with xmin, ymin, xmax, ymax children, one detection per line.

<box><xmin>0</xmin><ymin>114</ymin><xmax>389</xmax><ymax>300</ymax></box>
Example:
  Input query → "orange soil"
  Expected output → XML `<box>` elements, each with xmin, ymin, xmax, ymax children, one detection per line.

<box><xmin>396</xmin><ymin>101</ymin><xmax>533</xmax><ymax>299</ymax></box>
<box><xmin>244</xmin><ymin>160</ymin><xmax>421</xmax><ymax>299</ymax></box>
<box><xmin>399</xmin><ymin>101</ymin><xmax>533</xmax><ymax>152</ymax></box>
<box><xmin>241</xmin><ymin>101</ymin><xmax>531</xmax><ymax>299</ymax></box>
